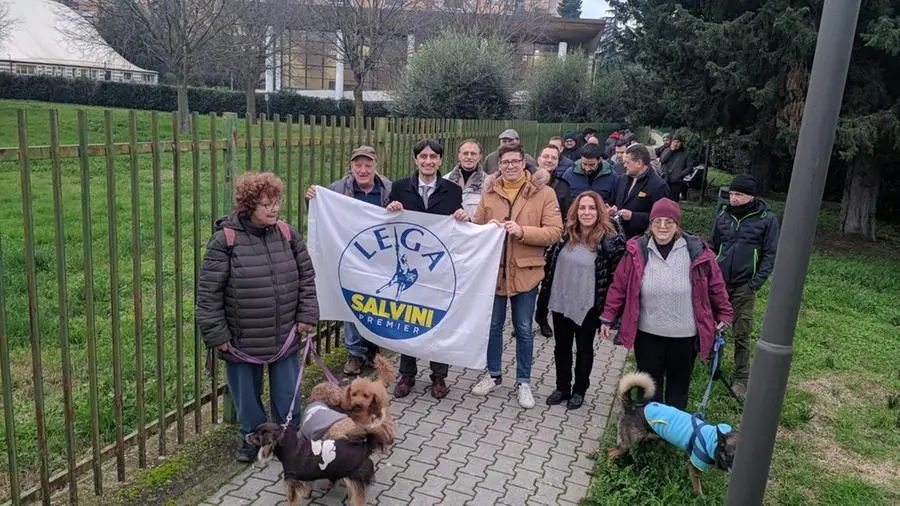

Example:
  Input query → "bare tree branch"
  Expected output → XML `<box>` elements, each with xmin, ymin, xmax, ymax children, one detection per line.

<box><xmin>0</xmin><ymin>0</ymin><xmax>15</xmax><ymax>46</ymax></box>
<box><xmin>434</xmin><ymin>0</ymin><xmax>552</xmax><ymax>45</ymax></box>
<box><xmin>65</xmin><ymin>0</ymin><xmax>238</xmax><ymax>131</ymax></box>
<box><xmin>299</xmin><ymin>0</ymin><xmax>425</xmax><ymax>143</ymax></box>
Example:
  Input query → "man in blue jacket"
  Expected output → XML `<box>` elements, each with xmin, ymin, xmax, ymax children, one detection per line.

<box><xmin>710</xmin><ymin>174</ymin><xmax>779</xmax><ymax>397</ymax></box>
<box><xmin>562</xmin><ymin>143</ymin><xmax>619</xmax><ymax>203</ymax></box>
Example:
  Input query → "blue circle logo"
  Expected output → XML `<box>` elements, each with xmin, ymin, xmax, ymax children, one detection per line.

<box><xmin>338</xmin><ymin>222</ymin><xmax>456</xmax><ymax>340</ymax></box>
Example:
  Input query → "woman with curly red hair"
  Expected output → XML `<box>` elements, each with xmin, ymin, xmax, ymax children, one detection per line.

<box><xmin>197</xmin><ymin>172</ymin><xmax>319</xmax><ymax>462</ymax></box>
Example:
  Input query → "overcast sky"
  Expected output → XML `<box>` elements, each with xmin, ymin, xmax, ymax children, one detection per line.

<box><xmin>581</xmin><ymin>0</ymin><xmax>610</xmax><ymax>19</ymax></box>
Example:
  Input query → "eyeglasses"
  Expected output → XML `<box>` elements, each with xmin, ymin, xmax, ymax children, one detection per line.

<box><xmin>500</xmin><ymin>159</ymin><xmax>524</xmax><ymax>168</ymax></box>
<box><xmin>651</xmin><ymin>218</ymin><xmax>677</xmax><ymax>227</ymax></box>
<box><xmin>259</xmin><ymin>198</ymin><xmax>284</xmax><ymax>210</ymax></box>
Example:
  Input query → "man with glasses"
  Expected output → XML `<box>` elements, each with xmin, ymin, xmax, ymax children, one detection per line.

<box><xmin>385</xmin><ymin>139</ymin><xmax>464</xmax><ymax>400</ymax></box>
<box><xmin>608</xmin><ymin>144</ymin><xmax>670</xmax><ymax>238</ymax></box>
<box><xmin>305</xmin><ymin>146</ymin><xmax>392</xmax><ymax>375</ymax></box>
<box><xmin>444</xmin><ymin>139</ymin><xmax>487</xmax><ymax>216</ymax></box>
<box><xmin>562</xmin><ymin>142</ymin><xmax>619</xmax><ymax>203</ymax></box>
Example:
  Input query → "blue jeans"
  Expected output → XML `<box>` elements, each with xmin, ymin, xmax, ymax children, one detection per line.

<box><xmin>487</xmin><ymin>287</ymin><xmax>538</xmax><ymax>384</ymax></box>
<box><xmin>225</xmin><ymin>355</ymin><xmax>301</xmax><ymax>437</ymax></box>
<box><xmin>344</xmin><ymin>322</ymin><xmax>377</xmax><ymax>360</ymax></box>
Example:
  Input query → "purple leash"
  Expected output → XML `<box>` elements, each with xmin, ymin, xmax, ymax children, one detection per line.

<box><xmin>225</xmin><ymin>326</ymin><xmax>341</xmax><ymax>429</ymax></box>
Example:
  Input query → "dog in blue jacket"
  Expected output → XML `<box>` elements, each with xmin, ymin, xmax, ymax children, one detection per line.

<box><xmin>608</xmin><ymin>372</ymin><xmax>740</xmax><ymax>494</ymax></box>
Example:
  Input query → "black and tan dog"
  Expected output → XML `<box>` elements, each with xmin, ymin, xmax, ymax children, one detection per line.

<box><xmin>246</xmin><ymin>356</ymin><xmax>396</xmax><ymax>505</ymax></box>
<box><xmin>608</xmin><ymin>372</ymin><xmax>740</xmax><ymax>494</ymax></box>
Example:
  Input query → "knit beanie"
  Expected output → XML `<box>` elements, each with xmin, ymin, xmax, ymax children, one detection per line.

<box><xmin>729</xmin><ymin>174</ymin><xmax>757</xmax><ymax>196</ymax></box>
<box><xmin>650</xmin><ymin>198</ymin><xmax>681</xmax><ymax>225</ymax></box>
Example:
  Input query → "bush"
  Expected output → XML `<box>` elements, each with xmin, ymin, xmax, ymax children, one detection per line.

<box><xmin>0</xmin><ymin>73</ymin><xmax>391</xmax><ymax>118</ymax></box>
<box><xmin>392</xmin><ymin>32</ymin><xmax>514</xmax><ymax>119</ymax></box>
<box><xmin>522</xmin><ymin>52</ymin><xmax>593</xmax><ymax>122</ymax></box>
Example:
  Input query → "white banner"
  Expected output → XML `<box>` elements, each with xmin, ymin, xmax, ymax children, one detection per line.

<box><xmin>307</xmin><ymin>186</ymin><xmax>505</xmax><ymax>369</ymax></box>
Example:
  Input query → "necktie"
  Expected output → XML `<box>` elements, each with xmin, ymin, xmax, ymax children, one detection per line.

<box><xmin>419</xmin><ymin>185</ymin><xmax>432</xmax><ymax>207</ymax></box>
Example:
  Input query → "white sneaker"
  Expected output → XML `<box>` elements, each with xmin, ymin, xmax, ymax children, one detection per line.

<box><xmin>471</xmin><ymin>375</ymin><xmax>500</xmax><ymax>396</ymax></box>
<box><xmin>517</xmin><ymin>383</ymin><xmax>535</xmax><ymax>409</ymax></box>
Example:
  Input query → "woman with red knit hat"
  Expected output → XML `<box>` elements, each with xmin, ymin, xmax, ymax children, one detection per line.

<box><xmin>599</xmin><ymin>198</ymin><xmax>733</xmax><ymax>409</ymax></box>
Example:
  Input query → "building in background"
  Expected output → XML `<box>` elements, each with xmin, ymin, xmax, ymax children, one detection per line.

<box><xmin>270</xmin><ymin>15</ymin><xmax>604</xmax><ymax>101</ymax></box>
<box><xmin>0</xmin><ymin>0</ymin><xmax>158</xmax><ymax>84</ymax></box>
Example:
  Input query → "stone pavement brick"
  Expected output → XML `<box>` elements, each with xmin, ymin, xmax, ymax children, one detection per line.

<box><xmin>250</xmin><ymin>490</ymin><xmax>285</xmax><ymax>505</ymax></box>
<box><xmin>467</xmin><ymin>486</ymin><xmax>503</xmax><ymax>506</ymax></box>
<box><xmin>200</xmin><ymin>325</ymin><xmax>628</xmax><ymax>506</ymax></box>
<box><xmin>229</xmin><ymin>477</ymin><xmax>270</xmax><ymax>500</ymax></box>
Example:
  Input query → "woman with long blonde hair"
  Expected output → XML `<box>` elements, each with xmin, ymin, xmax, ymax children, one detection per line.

<box><xmin>539</xmin><ymin>191</ymin><xmax>626</xmax><ymax>410</ymax></box>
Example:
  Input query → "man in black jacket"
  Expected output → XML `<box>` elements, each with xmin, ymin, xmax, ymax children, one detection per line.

<box><xmin>711</xmin><ymin>174</ymin><xmax>780</xmax><ymax>397</ymax></box>
<box><xmin>609</xmin><ymin>144</ymin><xmax>670</xmax><ymax>238</ymax></box>
<box><xmin>386</xmin><ymin>139</ymin><xmax>463</xmax><ymax>400</ymax></box>
<box><xmin>660</xmin><ymin>135</ymin><xmax>694</xmax><ymax>202</ymax></box>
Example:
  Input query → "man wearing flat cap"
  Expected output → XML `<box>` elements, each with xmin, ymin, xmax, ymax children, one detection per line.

<box><xmin>485</xmin><ymin>129</ymin><xmax>536</xmax><ymax>174</ymax></box>
<box><xmin>710</xmin><ymin>174</ymin><xmax>780</xmax><ymax>397</ymax></box>
<box><xmin>306</xmin><ymin>145</ymin><xmax>392</xmax><ymax>376</ymax></box>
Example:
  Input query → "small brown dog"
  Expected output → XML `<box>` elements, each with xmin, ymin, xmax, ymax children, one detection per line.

<box><xmin>608</xmin><ymin>372</ymin><xmax>740</xmax><ymax>495</ymax></box>
<box><xmin>246</xmin><ymin>355</ymin><xmax>397</xmax><ymax>506</ymax></box>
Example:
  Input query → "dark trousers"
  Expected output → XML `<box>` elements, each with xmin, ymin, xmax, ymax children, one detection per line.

<box><xmin>633</xmin><ymin>330</ymin><xmax>697</xmax><ymax>410</ymax></box>
<box><xmin>551</xmin><ymin>309</ymin><xmax>599</xmax><ymax>395</ymax></box>
<box><xmin>727</xmin><ymin>283</ymin><xmax>756</xmax><ymax>384</ymax></box>
<box><xmin>399</xmin><ymin>355</ymin><xmax>448</xmax><ymax>381</ymax></box>
<box><xmin>668</xmin><ymin>181</ymin><xmax>685</xmax><ymax>202</ymax></box>
<box><xmin>535</xmin><ymin>280</ymin><xmax>550</xmax><ymax>324</ymax></box>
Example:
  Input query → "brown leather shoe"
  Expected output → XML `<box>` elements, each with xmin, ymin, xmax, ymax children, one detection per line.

<box><xmin>394</xmin><ymin>375</ymin><xmax>414</xmax><ymax>398</ymax></box>
<box><xmin>430</xmin><ymin>377</ymin><xmax>449</xmax><ymax>399</ymax></box>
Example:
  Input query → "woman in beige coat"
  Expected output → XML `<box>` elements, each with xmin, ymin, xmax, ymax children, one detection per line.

<box><xmin>460</xmin><ymin>142</ymin><xmax>563</xmax><ymax>408</ymax></box>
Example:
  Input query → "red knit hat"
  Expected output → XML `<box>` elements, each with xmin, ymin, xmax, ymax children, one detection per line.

<box><xmin>650</xmin><ymin>198</ymin><xmax>681</xmax><ymax>224</ymax></box>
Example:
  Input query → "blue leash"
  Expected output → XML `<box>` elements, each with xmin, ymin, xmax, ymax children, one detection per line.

<box><xmin>696</xmin><ymin>332</ymin><xmax>726</xmax><ymax>419</ymax></box>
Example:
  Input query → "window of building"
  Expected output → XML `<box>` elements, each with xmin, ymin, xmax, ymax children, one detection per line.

<box><xmin>123</xmin><ymin>72</ymin><xmax>132</xmax><ymax>81</ymax></box>
<box><xmin>104</xmin><ymin>71</ymin><xmax>111</xmax><ymax>81</ymax></box>
<box><xmin>15</xmin><ymin>64</ymin><xmax>36</xmax><ymax>75</ymax></box>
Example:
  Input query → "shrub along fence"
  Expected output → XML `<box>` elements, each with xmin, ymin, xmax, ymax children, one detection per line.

<box><xmin>0</xmin><ymin>106</ymin><xmax>593</xmax><ymax>504</ymax></box>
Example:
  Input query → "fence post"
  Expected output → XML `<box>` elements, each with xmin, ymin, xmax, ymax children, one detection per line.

<box><xmin>222</xmin><ymin>112</ymin><xmax>239</xmax><ymax>424</ymax></box>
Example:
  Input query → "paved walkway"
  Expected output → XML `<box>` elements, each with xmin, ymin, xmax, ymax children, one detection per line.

<box><xmin>200</xmin><ymin>327</ymin><xmax>627</xmax><ymax>505</ymax></box>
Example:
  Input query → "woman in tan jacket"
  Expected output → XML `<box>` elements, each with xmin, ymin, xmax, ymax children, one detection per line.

<box><xmin>463</xmin><ymin>142</ymin><xmax>563</xmax><ymax>408</ymax></box>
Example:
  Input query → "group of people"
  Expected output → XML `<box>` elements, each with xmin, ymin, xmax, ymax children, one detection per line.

<box><xmin>196</xmin><ymin>126</ymin><xmax>780</xmax><ymax>462</ymax></box>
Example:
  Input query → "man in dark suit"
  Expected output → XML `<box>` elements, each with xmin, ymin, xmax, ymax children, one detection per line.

<box><xmin>609</xmin><ymin>144</ymin><xmax>670</xmax><ymax>238</ymax></box>
<box><xmin>386</xmin><ymin>138</ymin><xmax>464</xmax><ymax>400</ymax></box>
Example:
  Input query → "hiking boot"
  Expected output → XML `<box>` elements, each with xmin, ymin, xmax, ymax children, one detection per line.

<box><xmin>471</xmin><ymin>375</ymin><xmax>501</xmax><ymax>396</ymax></box>
<box><xmin>235</xmin><ymin>440</ymin><xmax>258</xmax><ymax>463</ymax></box>
<box><xmin>430</xmin><ymin>377</ymin><xmax>449</xmax><ymax>399</ymax></box>
<box><xmin>566</xmin><ymin>393</ymin><xmax>584</xmax><ymax>410</ymax></box>
<box><xmin>537</xmin><ymin>320</ymin><xmax>553</xmax><ymax>338</ymax></box>
<box><xmin>546</xmin><ymin>390</ymin><xmax>570</xmax><ymax>406</ymax></box>
<box><xmin>517</xmin><ymin>383</ymin><xmax>535</xmax><ymax>409</ymax></box>
<box><xmin>343</xmin><ymin>355</ymin><xmax>364</xmax><ymax>376</ymax></box>
<box><xmin>394</xmin><ymin>375</ymin><xmax>414</xmax><ymax>398</ymax></box>
<box><xmin>731</xmin><ymin>382</ymin><xmax>748</xmax><ymax>398</ymax></box>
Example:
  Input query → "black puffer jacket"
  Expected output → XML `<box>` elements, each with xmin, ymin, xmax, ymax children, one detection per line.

<box><xmin>710</xmin><ymin>199</ymin><xmax>780</xmax><ymax>291</ymax></box>
<box><xmin>196</xmin><ymin>213</ymin><xmax>319</xmax><ymax>361</ymax></box>
<box><xmin>660</xmin><ymin>148</ymin><xmax>694</xmax><ymax>183</ymax></box>
<box><xmin>537</xmin><ymin>228</ymin><xmax>627</xmax><ymax>322</ymax></box>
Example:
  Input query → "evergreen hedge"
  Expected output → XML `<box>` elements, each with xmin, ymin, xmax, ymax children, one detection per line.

<box><xmin>0</xmin><ymin>73</ymin><xmax>391</xmax><ymax>118</ymax></box>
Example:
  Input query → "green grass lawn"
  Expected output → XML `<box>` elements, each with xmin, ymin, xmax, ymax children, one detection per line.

<box><xmin>586</xmin><ymin>200</ymin><xmax>900</xmax><ymax>505</ymax></box>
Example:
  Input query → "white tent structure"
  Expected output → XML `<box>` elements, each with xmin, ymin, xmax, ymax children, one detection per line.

<box><xmin>0</xmin><ymin>0</ymin><xmax>157</xmax><ymax>84</ymax></box>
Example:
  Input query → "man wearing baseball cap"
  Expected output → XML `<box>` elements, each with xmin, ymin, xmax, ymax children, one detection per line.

<box><xmin>710</xmin><ymin>174</ymin><xmax>780</xmax><ymax>397</ymax></box>
<box><xmin>305</xmin><ymin>145</ymin><xmax>393</xmax><ymax>375</ymax></box>
<box><xmin>484</xmin><ymin>129</ymin><xmax>536</xmax><ymax>174</ymax></box>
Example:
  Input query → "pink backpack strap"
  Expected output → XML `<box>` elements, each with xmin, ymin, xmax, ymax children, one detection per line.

<box><xmin>276</xmin><ymin>220</ymin><xmax>292</xmax><ymax>243</ymax></box>
<box><xmin>223</xmin><ymin>227</ymin><xmax>236</xmax><ymax>248</ymax></box>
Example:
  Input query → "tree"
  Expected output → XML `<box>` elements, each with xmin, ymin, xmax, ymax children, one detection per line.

<box><xmin>523</xmin><ymin>51</ymin><xmax>592</xmax><ymax>122</ymax></box>
<box><xmin>300</xmin><ymin>0</ymin><xmax>420</xmax><ymax>144</ymax></box>
<box><xmin>557</xmin><ymin>0</ymin><xmax>582</xmax><ymax>19</ymax></box>
<box><xmin>438</xmin><ymin>0</ymin><xmax>552</xmax><ymax>44</ymax></box>
<box><xmin>76</xmin><ymin>0</ymin><xmax>237</xmax><ymax>132</ymax></box>
<box><xmin>216</xmin><ymin>0</ymin><xmax>295</xmax><ymax>122</ymax></box>
<box><xmin>0</xmin><ymin>0</ymin><xmax>13</xmax><ymax>45</ymax></box>
<box><xmin>392</xmin><ymin>32</ymin><xmax>514</xmax><ymax>119</ymax></box>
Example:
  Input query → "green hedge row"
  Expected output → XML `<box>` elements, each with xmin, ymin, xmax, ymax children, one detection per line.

<box><xmin>0</xmin><ymin>73</ymin><xmax>391</xmax><ymax>118</ymax></box>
